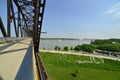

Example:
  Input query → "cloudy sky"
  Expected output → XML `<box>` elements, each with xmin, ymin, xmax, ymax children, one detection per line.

<box><xmin>1</xmin><ymin>0</ymin><xmax>120</xmax><ymax>39</ymax></box>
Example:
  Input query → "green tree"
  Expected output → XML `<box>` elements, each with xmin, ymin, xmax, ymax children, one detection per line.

<box><xmin>70</xmin><ymin>46</ymin><xmax>73</xmax><ymax>50</ymax></box>
<box><xmin>91</xmin><ymin>39</ymin><xmax>120</xmax><ymax>45</ymax></box>
<box><xmin>55</xmin><ymin>46</ymin><xmax>61</xmax><ymax>51</ymax></box>
<box><xmin>81</xmin><ymin>44</ymin><xmax>94</xmax><ymax>53</ymax></box>
<box><xmin>64</xmin><ymin>46</ymin><xmax>69</xmax><ymax>51</ymax></box>
<box><xmin>74</xmin><ymin>45</ymin><xmax>81</xmax><ymax>51</ymax></box>
<box><xmin>98</xmin><ymin>44</ymin><xmax>120</xmax><ymax>52</ymax></box>
<box><xmin>43</xmin><ymin>47</ymin><xmax>46</xmax><ymax>50</ymax></box>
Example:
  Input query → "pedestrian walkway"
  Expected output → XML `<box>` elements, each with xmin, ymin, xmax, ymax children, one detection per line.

<box><xmin>0</xmin><ymin>38</ymin><xmax>32</xmax><ymax>80</ymax></box>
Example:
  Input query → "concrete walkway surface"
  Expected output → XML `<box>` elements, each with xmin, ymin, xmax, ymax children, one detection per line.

<box><xmin>0</xmin><ymin>38</ymin><xmax>32</xmax><ymax>80</ymax></box>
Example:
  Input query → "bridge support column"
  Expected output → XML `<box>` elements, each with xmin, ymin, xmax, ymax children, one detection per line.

<box><xmin>7</xmin><ymin>0</ymin><xmax>11</xmax><ymax>37</ymax></box>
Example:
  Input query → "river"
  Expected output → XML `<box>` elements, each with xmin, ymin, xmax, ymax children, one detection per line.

<box><xmin>0</xmin><ymin>37</ymin><xmax>92</xmax><ymax>50</ymax></box>
<box><xmin>40</xmin><ymin>39</ymin><xmax>92</xmax><ymax>50</ymax></box>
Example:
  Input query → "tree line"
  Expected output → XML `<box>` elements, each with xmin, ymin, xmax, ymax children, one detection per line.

<box><xmin>53</xmin><ymin>39</ymin><xmax>120</xmax><ymax>53</ymax></box>
<box><xmin>91</xmin><ymin>39</ymin><xmax>120</xmax><ymax>45</ymax></box>
<box><xmin>54</xmin><ymin>44</ymin><xmax>95</xmax><ymax>53</ymax></box>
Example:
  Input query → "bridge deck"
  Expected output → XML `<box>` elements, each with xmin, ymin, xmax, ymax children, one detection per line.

<box><xmin>0</xmin><ymin>38</ymin><xmax>32</xmax><ymax>80</ymax></box>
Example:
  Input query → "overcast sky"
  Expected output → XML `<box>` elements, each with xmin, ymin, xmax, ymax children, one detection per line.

<box><xmin>1</xmin><ymin>0</ymin><xmax>120</xmax><ymax>39</ymax></box>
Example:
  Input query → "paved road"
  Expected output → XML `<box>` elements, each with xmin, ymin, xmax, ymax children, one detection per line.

<box><xmin>41</xmin><ymin>50</ymin><xmax>120</xmax><ymax>61</ymax></box>
<box><xmin>0</xmin><ymin>38</ymin><xmax>32</xmax><ymax>80</ymax></box>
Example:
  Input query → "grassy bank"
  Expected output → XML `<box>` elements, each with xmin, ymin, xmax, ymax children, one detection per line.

<box><xmin>40</xmin><ymin>52</ymin><xmax>120</xmax><ymax>80</ymax></box>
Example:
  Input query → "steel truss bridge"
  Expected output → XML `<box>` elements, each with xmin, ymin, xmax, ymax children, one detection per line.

<box><xmin>0</xmin><ymin>0</ymin><xmax>48</xmax><ymax>80</ymax></box>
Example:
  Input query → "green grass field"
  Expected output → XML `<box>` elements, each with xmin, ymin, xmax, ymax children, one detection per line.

<box><xmin>40</xmin><ymin>52</ymin><xmax>120</xmax><ymax>80</ymax></box>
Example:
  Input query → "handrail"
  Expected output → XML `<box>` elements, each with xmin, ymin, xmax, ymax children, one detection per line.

<box><xmin>34</xmin><ymin>52</ymin><xmax>49</xmax><ymax>80</ymax></box>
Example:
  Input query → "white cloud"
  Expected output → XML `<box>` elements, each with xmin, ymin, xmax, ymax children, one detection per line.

<box><xmin>113</xmin><ymin>11</ymin><xmax>120</xmax><ymax>18</ymax></box>
<box><xmin>105</xmin><ymin>2</ymin><xmax>120</xmax><ymax>19</ymax></box>
<box><xmin>111</xmin><ymin>2</ymin><xmax>120</xmax><ymax>9</ymax></box>
<box><xmin>105</xmin><ymin>7</ymin><xmax>119</xmax><ymax>14</ymax></box>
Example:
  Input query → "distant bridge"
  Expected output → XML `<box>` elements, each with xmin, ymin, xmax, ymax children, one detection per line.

<box><xmin>0</xmin><ymin>0</ymin><xmax>48</xmax><ymax>80</ymax></box>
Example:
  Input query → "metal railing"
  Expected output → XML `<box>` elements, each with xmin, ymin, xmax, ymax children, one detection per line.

<box><xmin>35</xmin><ymin>52</ymin><xmax>49</xmax><ymax>80</ymax></box>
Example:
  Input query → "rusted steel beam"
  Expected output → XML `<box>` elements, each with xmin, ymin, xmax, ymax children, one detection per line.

<box><xmin>10</xmin><ymin>0</ymin><xmax>18</xmax><ymax>37</ymax></box>
<box><xmin>37</xmin><ymin>0</ymin><xmax>46</xmax><ymax>51</ymax></box>
<box><xmin>13</xmin><ymin>0</ymin><xmax>27</xmax><ymax>27</ymax></box>
<box><xmin>18</xmin><ymin>10</ymin><xmax>20</xmax><ymax>37</ymax></box>
<box><xmin>35</xmin><ymin>52</ymin><xmax>49</xmax><ymax>80</ymax></box>
<box><xmin>0</xmin><ymin>17</ymin><xmax>8</xmax><ymax>37</ymax></box>
<box><xmin>7</xmin><ymin>0</ymin><xmax>11</xmax><ymax>37</ymax></box>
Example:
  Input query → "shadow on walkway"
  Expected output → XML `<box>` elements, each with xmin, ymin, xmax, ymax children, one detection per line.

<box><xmin>0</xmin><ymin>39</ymin><xmax>25</xmax><ymax>51</ymax></box>
<box><xmin>15</xmin><ymin>43</ymin><xmax>34</xmax><ymax>80</ymax></box>
<box><xmin>0</xmin><ymin>48</ymin><xmax>27</xmax><ymax>55</ymax></box>
<box><xmin>0</xmin><ymin>76</ymin><xmax>3</xmax><ymax>80</ymax></box>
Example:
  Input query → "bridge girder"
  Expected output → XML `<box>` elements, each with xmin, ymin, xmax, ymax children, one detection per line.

<box><xmin>5</xmin><ymin>0</ymin><xmax>46</xmax><ymax>52</ymax></box>
<box><xmin>1</xmin><ymin>0</ymin><xmax>47</xmax><ymax>79</ymax></box>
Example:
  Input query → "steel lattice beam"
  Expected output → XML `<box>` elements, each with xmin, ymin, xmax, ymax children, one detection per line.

<box><xmin>6</xmin><ymin>0</ymin><xmax>47</xmax><ymax>54</ymax></box>
<box><xmin>0</xmin><ymin>17</ymin><xmax>8</xmax><ymax>37</ymax></box>
<box><xmin>7</xmin><ymin>0</ymin><xmax>11</xmax><ymax>37</ymax></box>
<box><xmin>1</xmin><ymin>0</ymin><xmax>48</xmax><ymax>79</ymax></box>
